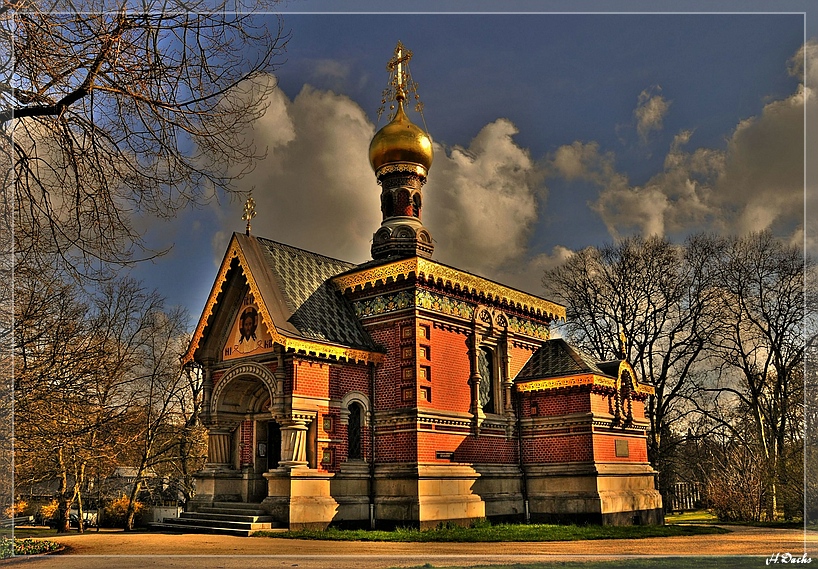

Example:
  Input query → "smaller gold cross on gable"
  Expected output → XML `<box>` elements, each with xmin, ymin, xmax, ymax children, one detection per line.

<box><xmin>242</xmin><ymin>191</ymin><xmax>257</xmax><ymax>235</ymax></box>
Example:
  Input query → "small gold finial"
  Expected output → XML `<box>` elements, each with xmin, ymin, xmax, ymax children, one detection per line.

<box><xmin>242</xmin><ymin>190</ymin><xmax>257</xmax><ymax>235</ymax></box>
<box><xmin>618</xmin><ymin>329</ymin><xmax>627</xmax><ymax>359</ymax></box>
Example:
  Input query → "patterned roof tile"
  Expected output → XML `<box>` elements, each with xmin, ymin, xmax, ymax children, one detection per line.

<box><xmin>257</xmin><ymin>238</ymin><xmax>376</xmax><ymax>351</ymax></box>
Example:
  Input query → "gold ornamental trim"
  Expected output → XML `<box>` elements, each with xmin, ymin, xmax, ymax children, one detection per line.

<box><xmin>332</xmin><ymin>257</ymin><xmax>565</xmax><ymax>321</ymax></box>
<box><xmin>516</xmin><ymin>373</ymin><xmax>614</xmax><ymax>392</ymax></box>
<box><xmin>183</xmin><ymin>238</ymin><xmax>383</xmax><ymax>366</ymax></box>
<box><xmin>516</xmin><ymin>372</ymin><xmax>654</xmax><ymax>395</ymax></box>
<box><xmin>375</xmin><ymin>162</ymin><xmax>428</xmax><ymax>179</ymax></box>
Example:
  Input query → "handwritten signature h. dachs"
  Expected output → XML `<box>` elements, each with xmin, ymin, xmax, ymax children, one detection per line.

<box><xmin>767</xmin><ymin>553</ymin><xmax>813</xmax><ymax>565</ymax></box>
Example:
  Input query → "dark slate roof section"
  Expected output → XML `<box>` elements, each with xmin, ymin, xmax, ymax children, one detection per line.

<box><xmin>256</xmin><ymin>238</ymin><xmax>376</xmax><ymax>350</ymax></box>
<box><xmin>514</xmin><ymin>338</ymin><xmax>621</xmax><ymax>381</ymax></box>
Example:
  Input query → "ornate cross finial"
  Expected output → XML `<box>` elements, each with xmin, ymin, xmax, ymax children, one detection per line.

<box><xmin>618</xmin><ymin>329</ymin><xmax>628</xmax><ymax>359</ymax></box>
<box><xmin>242</xmin><ymin>190</ymin><xmax>257</xmax><ymax>235</ymax></box>
<box><xmin>387</xmin><ymin>40</ymin><xmax>412</xmax><ymax>101</ymax></box>
<box><xmin>378</xmin><ymin>40</ymin><xmax>426</xmax><ymax>125</ymax></box>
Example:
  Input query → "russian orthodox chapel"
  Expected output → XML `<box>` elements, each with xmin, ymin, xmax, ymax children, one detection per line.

<box><xmin>183</xmin><ymin>43</ymin><xmax>663</xmax><ymax>529</ymax></box>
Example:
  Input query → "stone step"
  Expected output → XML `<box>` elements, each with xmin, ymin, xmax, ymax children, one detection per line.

<box><xmin>197</xmin><ymin>507</ymin><xmax>268</xmax><ymax>517</ymax></box>
<box><xmin>211</xmin><ymin>502</ymin><xmax>266</xmax><ymax>510</ymax></box>
<box><xmin>179</xmin><ymin>511</ymin><xmax>274</xmax><ymax>523</ymax></box>
<box><xmin>162</xmin><ymin>517</ymin><xmax>273</xmax><ymax>531</ymax></box>
<box><xmin>149</xmin><ymin>522</ymin><xmax>282</xmax><ymax>537</ymax></box>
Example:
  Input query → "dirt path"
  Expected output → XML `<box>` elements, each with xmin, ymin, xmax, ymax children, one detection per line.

<box><xmin>2</xmin><ymin>526</ymin><xmax>816</xmax><ymax>569</ymax></box>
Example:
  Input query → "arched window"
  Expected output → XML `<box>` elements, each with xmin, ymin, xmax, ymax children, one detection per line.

<box><xmin>412</xmin><ymin>194</ymin><xmax>421</xmax><ymax>217</ymax></box>
<box><xmin>478</xmin><ymin>347</ymin><xmax>495</xmax><ymax>414</ymax></box>
<box><xmin>382</xmin><ymin>192</ymin><xmax>394</xmax><ymax>218</ymax></box>
<box><xmin>348</xmin><ymin>402</ymin><xmax>363</xmax><ymax>459</ymax></box>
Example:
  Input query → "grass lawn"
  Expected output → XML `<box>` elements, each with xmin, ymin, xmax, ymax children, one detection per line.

<box><xmin>666</xmin><ymin>510</ymin><xmax>806</xmax><ymax>529</ymax></box>
<box><xmin>254</xmin><ymin>522</ymin><xmax>729</xmax><ymax>542</ymax></box>
<box><xmin>0</xmin><ymin>527</ymin><xmax>59</xmax><ymax>539</ymax></box>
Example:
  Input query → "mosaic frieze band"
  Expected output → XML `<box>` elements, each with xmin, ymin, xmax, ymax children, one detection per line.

<box><xmin>333</xmin><ymin>257</ymin><xmax>565</xmax><ymax>321</ymax></box>
<box><xmin>352</xmin><ymin>289</ymin><xmax>551</xmax><ymax>341</ymax></box>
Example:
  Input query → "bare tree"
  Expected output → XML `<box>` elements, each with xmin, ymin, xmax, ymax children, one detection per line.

<box><xmin>544</xmin><ymin>235</ymin><xmax>720</xmax><ymax>499</ymax></box>
<box><xmin>118</xmin><ymin>304</ymin><xmax>192</xmax><ymax>530</ymax></box>
<box><xmin>705</xmin><ymin>231</ymin><xmax>809</xmax><ymax>520</ymax></box>
<box><xmin>2</xmin><ymin>1</ymin><xmax>288</xmax><ymax>278</ymax></box>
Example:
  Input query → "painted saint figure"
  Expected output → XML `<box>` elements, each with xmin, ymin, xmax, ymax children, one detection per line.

<box><xmin>236</xmin><ymin>307</ymin><xmax>258</xmax><ymax>354</ymax></box>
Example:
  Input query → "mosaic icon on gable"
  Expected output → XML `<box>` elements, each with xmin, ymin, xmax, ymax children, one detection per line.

<box><xmin>223</xmin><ymin>293</ymin><xmax>274</xmax><ymax>360</ymax></box>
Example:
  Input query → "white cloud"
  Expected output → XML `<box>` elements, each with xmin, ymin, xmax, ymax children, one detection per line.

<box><xmin>635</xmin><ymin>86</ymin><xmax>671</xmax><ymax>142</ymax></box>
<box><xmin>551</xmin><ymin>43</ymin><xmax>808</xmax><ymax>243</ymax></box>
<box><xmin>215</xmin><ymin>78</ymin><xmax>552</xmax><ymax>293</ymax></box>
<box><xmin>216</xmin><ymin>76</ymin><xmax>379</xmax><ymax>265</ymax></box>
<box><xmin>424</xmin><ymin>119</ymin><xmax>544</xmax><ymax>276</ymax></box>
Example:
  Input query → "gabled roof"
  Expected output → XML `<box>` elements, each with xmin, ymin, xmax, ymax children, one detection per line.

<box><xmin>513</xmin><ymin>338</ymin><xmax>654</xmax><ymax>395</ymax></box>
<box><xmin>514</xmin><ymin>338</ymin><xmax>612</xmax><ymax>381</ymax></box>
<box><xmin>183</xmin><ymin>233</ymin><xmax>381</xmax><ymax>365</ymax></box>
<box><xmin>256</xmin><ymin>237</ymin><xmax>375</xmax><ymax>350</ymax></box>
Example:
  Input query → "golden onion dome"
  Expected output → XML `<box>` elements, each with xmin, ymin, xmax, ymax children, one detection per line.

<box><xmin>369</xmin><ymin>101</ymin><xmax>433</xmax><ymax>174</ymax></box>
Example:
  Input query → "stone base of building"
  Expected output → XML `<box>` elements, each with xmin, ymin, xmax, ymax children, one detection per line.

<box><xmin>374</xmin><ymin>463</ymin><xmax>525</xmax><ymax>529</ymax></box>
<box><xmin>261</xmin><ymin>461</ymin><xmax>371</xmax><ymax>530</ymax></box>
<box><xmin>192</xmin><ymin>460</ymin><xmax>662</xmax><ymax>528</ymax></box>
<box><xmin>189</xmin><ymin>467</ymin><xmax>265</xmax><ymax>510</ymax></box>
<box><xmin>525</xmin><ymin>462</ymin><xmax>664</xmax><ymax>525</ymax></box>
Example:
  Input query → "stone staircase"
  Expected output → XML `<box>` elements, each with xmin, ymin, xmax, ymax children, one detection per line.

<box><xmin>149</xmin><ymin>502</ymin><xmax>284</xmax><ymax>536</ymax></box>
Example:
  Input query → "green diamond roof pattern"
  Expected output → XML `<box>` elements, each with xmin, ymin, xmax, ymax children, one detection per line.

<box><xmin>257</xmin><ymin>238</ymin><xmax>376</xmax><ymax>351</ymax></box>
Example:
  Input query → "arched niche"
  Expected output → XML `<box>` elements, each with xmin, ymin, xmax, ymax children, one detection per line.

<box><xmin>211</xmin><ymin>361</ymin><xmax>277</xmax><ymax>423</ymax></box>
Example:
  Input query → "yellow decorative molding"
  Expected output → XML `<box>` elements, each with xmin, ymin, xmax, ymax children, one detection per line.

<box><xmin>183</xmin><ymin>238</ymin><xmax>384</xmax><ymax>366</ymax></box>
<box><xmin>516</xmin><ymin>374</ymin><xmax>615</xmax><ymax>392</ymax></box>
<box><xmin>516</xmin><ymin>372</ymin><xmax>654</xmax><ymax>395</ymax></box>
<box><xmin>285</xmin><ymin>338</ymin><xmax>383</xmax><ymax>364</ymax></box>
<box><xmin>332</xmin><ymin>257</ymin><xmax>565</xmax><ymax>321</ymax></box>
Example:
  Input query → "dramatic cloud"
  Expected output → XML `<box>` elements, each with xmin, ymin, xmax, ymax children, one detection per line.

<box><xmin>213</xmin><ymin>76</ymin><xmax>550</xmax><ymax>292</ymax></box>
<box><xmin>212</xmin><ymin>76</ymin><xmax>379</xmax><ymax>264</ymax></box>
<box><xmin>424</xmin><ymin>119</ymin><xmax>544</xmax><ymax>276</ymax></box>
<box><xmin>635</xmin><ymin>86</ymin><xmax>671</xmax><ymax>142</ymax></box>
<box><xmin>548</xmin><ymin>43</ymin><xmax>808</xmax><ymax>242</ymax></box>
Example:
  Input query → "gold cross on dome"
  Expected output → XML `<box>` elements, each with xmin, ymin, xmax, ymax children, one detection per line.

<box><xmin>242</xmin><ymin>191</ymin><xmax>257</xmax><ymax>235</ymax></box>
<box><xmin>387</xmin><ymin>41</ymin><xmax>412</xmax><ymax>100</ymax></box>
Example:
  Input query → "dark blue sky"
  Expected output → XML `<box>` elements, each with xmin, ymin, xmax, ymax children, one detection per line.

<box><xmin>130</xmin><ymin>8</ymin><xmax>811</xmax><ymax>322</ymax></box>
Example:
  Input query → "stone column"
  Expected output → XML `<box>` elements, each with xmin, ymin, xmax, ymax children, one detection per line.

<box><xmin>501</xmin><ymin>335</ymin><xmax>513</xmax><ymax>414</ymax></box>
<box><xmin>201</xmin><ymin>363</ymin><xmax>213</xmax><ymax>424</ymax></box>
<box><xmin>278</xmin><ymin>418</ymin><xmax>310</xmax><ymax>469</ymax></box>
<box><xmin>206</xmin><ymin>427</ymin><xmax>233</xmax><ymax>468</ymax></box>
<box><xmin>468</xmin><ymin>333</ymin><xmax>483</xmax><ymax>417</ymax></box>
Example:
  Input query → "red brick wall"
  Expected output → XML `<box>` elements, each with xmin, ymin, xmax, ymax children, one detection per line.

<box><xmin>373</xmin><ymin>427</ymin><xmax>417</xmax><ymax>462</ymax></box>
<box><xmin>367</xmin><ymin>321</ymin><xmax>408</xmax><ymax>411</ymax></box>
<box><xmin>292</xmin><ymin>358</ymin><xmax>330</xmax><ymax>398</ymax></box>
<box><xmin>427</xmin><ymin>431</ymin><xmax>518</xmax><ymax>463</ymax></box>
<box><xmin>593</xmin><ymin>432</ymin><xmax>649</xmax><ymax>462</ymax></box>
<box><xmin>523</xmin><ymin>432</ymin><xmax>594</xmax><ymax>463</ymax></box>
<box><xmin>527</xmin><ymin>390</ymin><xmax>592</xmax><ymax>416</ymax></box>
<box><xmin>508</xmin><ymin>343</ymin><xmax>536</xmax><ymax>379</ymax></box>
<box><xmin>423</xmin><ymin>323</ymin><xmax>471</xmax><ymax>414</ymax></box>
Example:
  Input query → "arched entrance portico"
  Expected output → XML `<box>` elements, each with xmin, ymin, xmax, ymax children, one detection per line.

<box><xmin>196</xmin><ymin>361</ymin><xmax>283</xmax><ymax>504</ymax></box>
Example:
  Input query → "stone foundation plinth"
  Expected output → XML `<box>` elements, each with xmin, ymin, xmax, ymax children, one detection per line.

<box><xmin>525</xmin><ymin>462</ymin><xmax>663</xmax><ymax>525</ymax></box>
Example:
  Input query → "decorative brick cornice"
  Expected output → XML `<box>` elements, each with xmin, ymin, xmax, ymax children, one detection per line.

<box><xmin>333</xmin><ymin>257</ymin><xmax>565</xmax><ymax>322</ymax></box>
